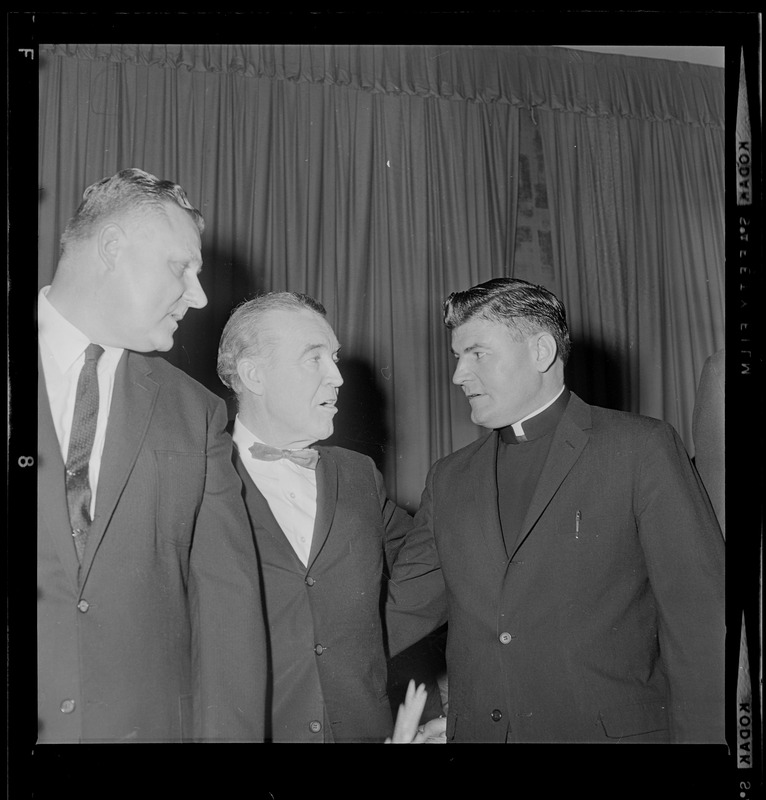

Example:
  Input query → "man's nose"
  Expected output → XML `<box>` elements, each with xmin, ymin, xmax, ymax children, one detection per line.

<box><xmin>326</xmin><ymin>359</ymin><xmax>344</xmax><ymax>387</ymax></box>
<box><xmin>184</xmin><ymin>272</ymin><xmax>208</xmax><ymax>309</ymax></box>
<box><xmin>452</xmin><ymin>359</ymin><xmax>468</xmax><ymax>385</ymax></box>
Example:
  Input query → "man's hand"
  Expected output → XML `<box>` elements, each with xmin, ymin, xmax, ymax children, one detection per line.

<box><xmin>385</xmin><ymin>679</ymin><xmax>447</xmax><ymax>743</ymax></box>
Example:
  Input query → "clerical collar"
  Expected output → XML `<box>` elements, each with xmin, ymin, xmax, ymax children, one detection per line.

<box><xmin>499</xmin><ymin>386</ymin><xmax>570</xmax><ymax>445</ymax></box>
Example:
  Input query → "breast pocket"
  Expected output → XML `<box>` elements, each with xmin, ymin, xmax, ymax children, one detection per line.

<box><xmin>155</xmin><ymin>451</ymin><xmax>206</xmax><ymax>547</ymax></box>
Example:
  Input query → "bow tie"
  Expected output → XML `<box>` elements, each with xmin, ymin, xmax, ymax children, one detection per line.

<box><xmin>248</xmin><ymin>441</ymin><xmax>320</xmax><ymax>470</ymax></box>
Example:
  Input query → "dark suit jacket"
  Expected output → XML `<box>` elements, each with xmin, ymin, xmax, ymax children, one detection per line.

<box><xmin>38</xmin><ymin>350</ymin><xmax>268</xmax><ymax>742</ymax></box>
<box><xmin>692</xmin><ymin>349</ymin><xmax>725</xmax><ymax>533</ymax></box>
<box><xmin>235</xmin><ymin>445</ymin><xmax>412</xmax><ymax>743</ymax></box>
<box><xmin>388</xmin><ymin>392</ymin><xmax>725</xmax><ymax>743</ymax></box>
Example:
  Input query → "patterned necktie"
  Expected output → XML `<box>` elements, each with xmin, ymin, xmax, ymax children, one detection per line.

<box><xmin>249</xmin><ymin>441</ymin><xmax>320</xmax><ymax>470</ymax></box>
<box><xmin>65</xmin><ymin>343</ymin><xmax>104</xmax><ymax>562</ymax></box>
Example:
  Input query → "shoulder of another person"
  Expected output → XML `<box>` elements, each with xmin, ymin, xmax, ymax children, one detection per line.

<box><xmin>587</xmin><ymin>407</ymin><xmax>685</xmax><ymax>471</ymax></box>
<box><xmin>318</xmin><ymin>444</ymin><xmax>374</xmax><ymax>471</ymax></box>
<box><xmin>706</xmin><ymin>348</ymin><xmax>725</xmax><ymax>372</ymax></box>
<box><xmin>588</xmin><ymin>403</ymin><xmax>667</xmax><ymax>434</ymax></box>
<box><xmin>440</xmin><ymin>430</ymin><xmax>492</xmax><ymax>466</ymax></box>
<box><xmin>133</xmin><ymin>351</ymin><xmax>219</xmax><ymax>403</ymax></box>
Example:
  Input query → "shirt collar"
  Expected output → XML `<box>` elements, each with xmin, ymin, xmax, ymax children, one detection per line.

<box><xmin>38</xmin><ymin>285</ymin><xmax>124</xmax><ymax>371</ymax></box>
<box><xmin>233</xmin><ymin>416</ymin><xmax>319</xmax><ymax>475</ymax></box>
<box><xmin>232</xmin><ymin>415</ymin><xmax>320</xmax><ymax>452</ymax></box>
<box><xmin>232</xmin><ymin>415</ymin><xmax>266</xmax><ymax>452</ymax></box>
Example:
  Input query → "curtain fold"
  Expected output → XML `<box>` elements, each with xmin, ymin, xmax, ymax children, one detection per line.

<box><xmin>38</xmin><ymin>42</ymin><xmax>724</xmax><ymax>504</ymax></box>
<box><xmin>537</xmin><ymin>107</ymin><xmax>725</xmax><ymax>448</ymax></box>
<box><xmin>40</xmin><ymin>43</ymin><xmax>724</xmax><ymax>125</ymax></box>
<box><xmin>39</xmin><ymin>45</ymin><xmax>520</xmax><ymax>508</ymax></box>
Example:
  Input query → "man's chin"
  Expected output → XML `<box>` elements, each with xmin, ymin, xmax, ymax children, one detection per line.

<box><xmin>128</xmin><ymin>340</ymin><xmax>173</xmax><ymax>354</ymax></box>
<box><xmin>313</xmin><ymin>422</ymin><xmax>334</xmax><ymax>443</ymax></box>
<box><xmin>149</xmin><ymin>335</ymin><xmax>175</xmax><ymax>353</ymax></box>
<box><xmin>471</xmin><ymin>412</ymin><xmax>500</xmax><ymax>430</ymax></box>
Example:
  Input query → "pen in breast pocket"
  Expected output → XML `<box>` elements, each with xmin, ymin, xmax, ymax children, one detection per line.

<box><xmin>575</xmin><ymin>510</ymin><xmax>581</xmax><ymax>538</ymax></box>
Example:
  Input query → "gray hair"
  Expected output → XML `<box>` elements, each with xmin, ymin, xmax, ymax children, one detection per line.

<box><xmin>217</xmin><ymin>292</ymin><xmax>327</xmax><ymax>395</ymax></box>
<box><xmin>59</xmin><ymin>167</ymin><xmax>204</xmax><ymax>255</ymax></box>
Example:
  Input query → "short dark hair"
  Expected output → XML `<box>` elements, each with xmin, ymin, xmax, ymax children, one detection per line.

<box><xmin>444</xmin><ymin>277</ymin><xmax>571</xmax><ymax>365</ymax></box>
<box><xmin>217</xmin><ymin>292</ymin><xmax>328</xmax><ymax>394</ymax></box>
<box><xmin>59</xmin><ymin>168</ymin><xmax>204</xmax><ymax>254</ymax></box>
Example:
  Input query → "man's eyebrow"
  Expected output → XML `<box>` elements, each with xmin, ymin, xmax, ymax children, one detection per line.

<box><xmin>299</xmin><ymin>343</ymin><xmax>326</xmax><ymax>357</ymax></box>
<box><xmin>179</xmin><ymin>256</ymin><xmax>203</xmax><ymax>275</ymax></box>
<box><xmin>451</xmin><ymin>343</ymin><xmax>485</xmax><ymax>356</ymax></box>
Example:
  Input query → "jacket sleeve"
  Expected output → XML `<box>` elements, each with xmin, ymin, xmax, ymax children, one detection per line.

<box><xmin>371</xmin><ymin>463</ymin><xmax>415</xmax><ymax>575</ymax></box>
<box><xmin>384</xmin><ymin>465</ymin><xmax>448</xmax><ymax>658</ymax></box>
<box><xmin>636</xmin><ymin>421</ymin><xmax>725</xmax><ymax>743</ymax></box>
<box><xmin>188</xmin><ymin>397</ymin><xmax>268</xmax><ymax>741</ymax></box>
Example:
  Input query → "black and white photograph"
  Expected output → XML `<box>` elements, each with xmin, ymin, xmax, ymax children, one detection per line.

<box><xmin>7</xmin><ymin>9</ymin><xmax>762</xmax><ymax>798</ymax></box>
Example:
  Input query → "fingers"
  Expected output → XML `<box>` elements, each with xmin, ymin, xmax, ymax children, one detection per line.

<box><xmin>421</xmin><ymin>715</ymin><xmax>448</xmax><ymax>743</ymax></box>
<box><xmin>389</xmin><ymin>679</ymin><xmax>429</xmax><ymax>743</ymax></box>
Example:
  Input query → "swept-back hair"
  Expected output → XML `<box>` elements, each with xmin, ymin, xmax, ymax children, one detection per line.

<box><xmin>59</xmin><ymin>167</ymin><xmax>204</xmax><ymax>255</ymax></box>
<box><xmin>217</xmin><ymin>292</ymin><xmax>327</xmax><ymax>394</ymax></box>
<box><xmin>444</xmin><ymin>277</ymin><xmax>571</xmax><ymax>365</ymax></box>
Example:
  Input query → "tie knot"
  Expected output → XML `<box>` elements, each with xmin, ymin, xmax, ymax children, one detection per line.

<box><xmin>85</xmin><ymin>343</ymin><xmax>105</xmax><ymax>363</ymax></box>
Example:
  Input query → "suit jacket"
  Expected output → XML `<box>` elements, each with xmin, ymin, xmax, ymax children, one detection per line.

<box><xmin>692</xmin><ymin>349</ymin><xmax>725</xmax><ymax>533</ymax></box>
<box><xmin>235</xmin><ymin>445</ymin><xmax>413</xmax><ymax>743</ymax></box>
<box><xmin>38</xmin><ymin>350</ymin><xmax>268</xmax><ymax>742</ymax></box>
<box><xmin>388</xmin><ymin>392</ymin><xmax>725</xmax><ymax>743</ymax></box>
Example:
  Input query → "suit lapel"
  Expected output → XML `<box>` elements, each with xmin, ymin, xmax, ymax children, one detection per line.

<box><xmin>470</xmin><ymin>433</ymin><xmax>509</xmax><ymax>570</ymax></box>
<box><xmin>79</xmin><ymin>352</ymin><xmax>158</xmax><ymax>585</ymax></box>
<box><xmin>38</xmin><ymin>354</ymin><xmax>81</xmax><ymax>588</ymax></box>
<box><xmin>511</xmin><ymin>393</ymin><xmax>591</xmax><ymax>558</ymax></box>
<box><xmin>233</xmin><ymin>452</ymin><xmax>296</xmax><ymax>557</ymax></box>
<box><xmin>307</xmin><ymin>447</ymin><xmax>337</xmax><ymax>568</ymax></box>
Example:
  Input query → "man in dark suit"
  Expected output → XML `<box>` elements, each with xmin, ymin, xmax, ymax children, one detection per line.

<box><xmin>387</xmin><ymin>277</ymin><xmax>725</xmax><ymax>743</ymax></box>
<box><xmin>38</xmin><ymin>168</ymin><xmax>267</xmax><ymax>742</ymax></box>
<box><xmin>217</xmin><ymin>292</ymin><xmax>419</xmax><ymax>743</ymax></box>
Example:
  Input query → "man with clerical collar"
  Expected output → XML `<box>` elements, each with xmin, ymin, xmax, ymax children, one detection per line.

<box><xmin>218</xmin><ymin>292</ymin><xmax>447</xmax><ymax>743</ymax></box>
<box><xmin>387</xmin><ymin>276</ymin><xmax>725</xmax><ymax>744</ymax></box>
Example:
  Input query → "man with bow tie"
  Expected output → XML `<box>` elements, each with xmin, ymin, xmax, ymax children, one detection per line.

<box><xmin>37</xmin><ymin>168</ymin><xmax>267</xmax><ymax>743</ymax></box>
<box><xmin>218</xmin><ymin>292</ymin><xmax>431</xmax><ymax>743</ymax></box>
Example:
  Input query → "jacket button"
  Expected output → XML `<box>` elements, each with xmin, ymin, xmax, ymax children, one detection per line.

<box><xmin>314</xmin><ymin>644</ymin><xmax>325</xmax><ymax>655</ymax></box>
<box><xmin>499</xmin><ymin>631</ymin><xmax>513</xmax><ymax>644</ymax></box>
<box><xmin>309</xmin><ymin>720</ymin><xmax>322</xmax><ymax>733</ymax></box>
<box><xmin>490</xmin><ymin>709</ymin><xmax>503</xmax><ymax>722</ymax></box>
<box><xmin>60</xmin><ymin>699</ymin><xmax>76</xmax><ymax>714</ymax></box>
<box><xmin>77</xmin><ymin>600</ymin><xmax>90</xmax><ymax>613</ymax></box>
<box><xmin>305</xmin><ymin>576</ymin><xmax>315</xmax><ymax>586</ymax></box>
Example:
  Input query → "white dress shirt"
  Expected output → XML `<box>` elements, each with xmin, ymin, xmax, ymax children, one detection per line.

<box><xmin>232</xmin><ymin>415</ymin><xmax>318</xmax><ymax>566</ymax></box>
<box><xmin>38</xmin><ymin>286</ymin><xmax>123</xmax><ymax>517</ymax></box>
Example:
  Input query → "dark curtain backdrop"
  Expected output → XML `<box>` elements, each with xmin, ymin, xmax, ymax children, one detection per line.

<box><xmin>38</xmin><ymin>43</ymin><xmax>725</xmax><ymax>509</ymax></box>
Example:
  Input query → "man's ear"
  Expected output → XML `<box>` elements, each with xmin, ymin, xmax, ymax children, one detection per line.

<box><xmin>533</xmin><ymin>332</ymin><xmax>558</xmax><ymax>373</ymax></box>
<box><xmin>98</xmin><ymin>222</ymin><xmax>126</xmax><ymax>270</ymax></box>
<box><xmin>237</xmin><ymin>358</ymin><xmax>265</xmax><ymax>396</ymax></box>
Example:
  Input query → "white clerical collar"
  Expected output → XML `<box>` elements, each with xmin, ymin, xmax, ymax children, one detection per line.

<box><xmin>511</xmin><ymin>385</ymin><xmax>566</xmax><ymax>437</ymax></box>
